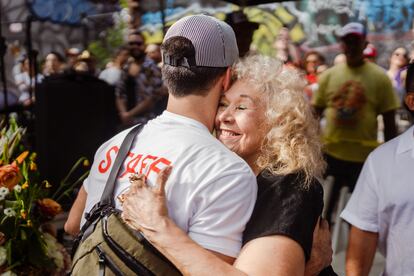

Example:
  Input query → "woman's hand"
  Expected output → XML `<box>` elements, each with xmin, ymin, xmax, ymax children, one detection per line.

<box><xmin>121</xmin><ymin>166</ymin><xmax>172</xmax><ymax>236</ymax></box>
<box><xmin>305</xmin><ymin>218</ymin><xmax>333</xmax><ymax>276</ymax></box>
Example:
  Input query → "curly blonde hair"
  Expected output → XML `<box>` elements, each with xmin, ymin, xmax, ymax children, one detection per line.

<box><xmin>232</xmin><ymin>54</ymin><xmax>326</xmax><ymax>187</ymax></box>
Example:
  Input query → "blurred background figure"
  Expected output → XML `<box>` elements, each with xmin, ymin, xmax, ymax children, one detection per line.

<box><xmin>43</xmin><ymin>51</ymin><xmax>65</xmax><ymax>76</ymax></box>
<box><xmin>273</xmin><ymin>26</ymin><xmax>301</xmax><ymax>67</ymax></box>
<box><xmin>225</xmin><ymin>10</ymin><xmax>259</xmax><ymax>57</ymax></box>
<box><xmin>75</xmin><ymin>50</ymin><xmax>97</xmax><ymax>75</ymax></box>
<box><xmin>99</xmin><ymin>46</ymin><xmax>129</xmax><ymax>86</ymax></box>
<box><xmin>115</xmin><ymin>30</ymin><xmax>166</xmax><ymax>128</ymax></box>
<box><xmin>312</xmin><ymin>22</ymin><xmax>399</xmax><ymax>225</ymax></box>
<box><xmin>386</xmin><ymin>47</ymin><xmax>409</xmax><ymax>101</ymax></box>
<box><xmin>363</xmin><ymin>43</ymin><xmax>378</xmax><ymax>63</ymax></box>
<box><xmin>340</xmin><ymin>62</ymin><xmax>414</xmax><ymax>276</ymax></box>
<box><xmin>333</xmin><ymin>53</ymin><xmax>346</xmax><ymax>65</ymax></box>
<box><xmin>302</xmin><ymin>50</ymin><xmax>326</xmax><ymax>100</ymax></box>
<box><xmin>145</xmin><ymin>44</ymin><xmax>162</xmax><ymax>65</ymax></box>
<box><xmin>65</xmin><ymin>48</ymin><xmax>81</xmax><ymax>71</ymax></box>
<box><xmin>14</xmin><ymin>56</ymin><xmax>44</xmax><ymax>106</ymax></box>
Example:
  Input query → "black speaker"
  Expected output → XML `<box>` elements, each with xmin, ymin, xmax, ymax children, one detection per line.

<box><xmin>35</xmin><ymin>71</ymin><xmax>119</xmax><ymax>188</ymax></box>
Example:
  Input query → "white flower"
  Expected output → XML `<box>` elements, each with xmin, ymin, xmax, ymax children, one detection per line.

<box><xmin>44</xmin><ymin>233</ymin><xmax>64</xmax><ymax>269</ymax></box>
<box><xmin>1</xmin><ymin>271</ymin><xmax>17</xmax><ymax>276</ymax></box>
<box><xmin>0</xmin><ymin>194</ymin><xmax>5</xmax><ymax>201</ymax></box>
<box><xmin>0</xmin><ymin>187</ymin><xmax>9</xmax><ymax>196</ymax></box>
<box><xmin>3</xmin><ymin>208</ymin><xmax>16</xmax><ymax>217</ymax></box>
<box><xmin>13</xmin><ymin>185</ymin><xmax>21</xmax><ymax>193</ymax></box>
<box><xmin>0</xmin><ymin>246</ymin><xmax>6</xmax><ymax>266</ymax></box>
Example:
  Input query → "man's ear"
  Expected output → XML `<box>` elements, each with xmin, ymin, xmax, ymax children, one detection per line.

<box><xmin>222</xmin><ymin>67</ymin><xmax>232</xmax><ymax>92</ymax></box>
<box><xmin>404</xmin><ymin>93</ymin><xmax>414</xmax><ymax>111</ymax></box>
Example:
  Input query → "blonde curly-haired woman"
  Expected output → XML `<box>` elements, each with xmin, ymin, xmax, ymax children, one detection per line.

<box><xmin>122</xmin><ymin>54</ymin><xmax>335</xmax><ymax>276</ymax></box>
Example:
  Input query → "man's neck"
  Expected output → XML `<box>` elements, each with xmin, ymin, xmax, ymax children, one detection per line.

<box><xmin>347</xmin><ymin>58</ymin><xmax>365</xmax><ymax>68</ymax></box>
<box><xmin>166</xmin><ymin>87</ymin><xmax>221</xmax><ymax>132</ymax></box>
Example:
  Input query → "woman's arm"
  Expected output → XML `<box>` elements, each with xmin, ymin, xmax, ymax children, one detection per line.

<box><xmin>235</xmin><ymin>235</ymin><xmax>305</xmax><ymax>275</ymax></box>
<box><xmin>64</xmin><ymin>186</ymin><xmax>87</xmax><ymax>236</ymax></box>
<box><xmin>122</xmin><ymin>168</ymin><xmax>305</xmax><ymax>276</ymax></box>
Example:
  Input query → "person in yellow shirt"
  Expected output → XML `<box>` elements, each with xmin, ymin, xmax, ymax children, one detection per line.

<box><xmin>312</xmin><ymin>22</ymin><xmax>399</xmax><ymax>223</ymax></box>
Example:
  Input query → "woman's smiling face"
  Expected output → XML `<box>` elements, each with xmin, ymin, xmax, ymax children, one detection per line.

<box><xmin>215</xmin><ymin>79</ymin><xmax>267</xmax><ymax>165</ymax></box>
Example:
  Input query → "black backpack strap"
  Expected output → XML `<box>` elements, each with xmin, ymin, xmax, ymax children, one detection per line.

<box><xmin>100</xmin><ymin>124</ymin><xmax>144</xmax><ymax>207</ymax></box>
<box><xmin>72</xmin><ymin>124</ymin><xmax>144</xmax><ymax>257</ymax></box>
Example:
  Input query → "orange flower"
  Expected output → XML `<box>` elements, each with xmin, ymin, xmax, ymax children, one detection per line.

<box><xmin>0</xmin><ymin>163</ymin><xmax>21</xmax><ymax>190</ymax></box>
<box><xmin>20</xmin><ymin>210</ymin><xmax>27</xmax><ymax>219</ymax></box>
<box><xmin>37</xmin><ymin>198</ymin><xmax>62</xmax><ymax>218</ymax></box>
<box><xmin>21</xmin><ymin>181</ymin><xmax>29</xmax><ymax>190</ymax></box>
<box><xmin>29</xmin><ymin>162</ymin><xmax>37</xmax><ymax>171</ymax></box>
<box><xmin>43</xmin><ymin>180</ymin><xmax>52</xmax><ymax>189</ymax></box>
<box><xmin>15</xmin><ymin>151</ymin><xmax>29</xmax><ymax>164</ymax></box>
<box><xmin>83</xmin><ymin>159</ymin><xmax>90</xmax><ymax>167</ymax></box>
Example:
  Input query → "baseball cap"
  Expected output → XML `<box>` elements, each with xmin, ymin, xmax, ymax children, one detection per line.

<box><xmin>339</xmin><ymin>22</ymin><xmax>366</xmax><ymax>38</ymax></box>
<box><xmin>363</xmin><ymin>44</ymin><xmax>377</xmax><ymax>58</ymax></box>
<box><xmin>163</xmin><ymin>14</ymin><xmax>239</xmax><ymax>68</ymax></box>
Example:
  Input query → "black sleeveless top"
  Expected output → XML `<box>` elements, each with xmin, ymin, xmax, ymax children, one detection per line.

<box><xmin>243</xmin><ymin>171</ymin><xmax>323</xmax><ymax>261</ymax></box>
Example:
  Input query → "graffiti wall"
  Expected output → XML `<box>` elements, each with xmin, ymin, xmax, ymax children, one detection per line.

<box><xmin>141</xmin><ymin>0</ymin><xmax>414</xmax><ymax>67</ymax></box>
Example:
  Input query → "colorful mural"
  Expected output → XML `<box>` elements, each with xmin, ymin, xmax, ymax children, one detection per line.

<box><xmin>140</xmin><ymin>0</ymin><xmax>414</xmax><ymax>66</ymax></box>
<box><xmin>27</xmin><ymin>0</ymin><xmax>97</xmax><ymax>25</ymax></box>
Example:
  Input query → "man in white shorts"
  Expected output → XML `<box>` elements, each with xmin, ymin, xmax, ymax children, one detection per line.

<box><xmin>65</xmin><ymin>14</ymin><xmax>257</xmax><ymax>263</ymax></box>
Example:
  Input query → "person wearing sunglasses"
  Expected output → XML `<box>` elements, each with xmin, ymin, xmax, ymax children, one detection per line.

<box><xmin>115</xmin><ymin>30</ymin><xmax>166</xmax><ymax>128</ymax></box>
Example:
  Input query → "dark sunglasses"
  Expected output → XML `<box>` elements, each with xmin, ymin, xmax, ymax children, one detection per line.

<box><xmin>128</xmin><ymin>41</ymin><xmax>143</xmax><ymax>46</ymax></box>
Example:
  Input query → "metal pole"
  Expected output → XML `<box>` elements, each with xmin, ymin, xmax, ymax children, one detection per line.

<box><xmin>25</xmin><ymin>16</ymin><xmax>33</xmax><ymax>104</ymax></box>
<box><xmin>81</xmin><ymin>13</ymin><xmax>89</xmax><ymax>50</ymax></box>
<box><xmin>159</xmin><ymin>0</ymin><xmax>166</xmax><ymax>37</ymax></box>
<box><xmin>0</xmin><ymin>3</ymin><xmax>9</xmax><ymax>122</ymax></box>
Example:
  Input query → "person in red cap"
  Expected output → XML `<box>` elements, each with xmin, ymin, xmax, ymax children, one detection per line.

<box><xmin>363</xmin><ymin>43</ymin><xmax>377</xmax><ymax>63</ymax></box>
<box><xmin>312</xmin><ymin>22</ymin><xmax>400</xmax><ymax>224</ymax></box>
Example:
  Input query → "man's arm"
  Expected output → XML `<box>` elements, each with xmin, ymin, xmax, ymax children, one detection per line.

<box><xmin>346</xmin><ymin>226</ymin><xmax>378</xmax><ymax>276</ymax></box>
<box><xmin>382</xmin><ymin>109</ymin><xmax>397</xmax><ymax>141</ymax></box>
<box><xmin>235</xmin><ymin>236</ymin><xmax>305</xmax><ymax>276</ymax></box>
<box><xmin>123</xmin><ymin>96</ymin><xmax>154</xmax><ymax>118</ymax></box>
<box><xmin>64</xmin><ymin>186</ymin><xmax>87</xmax><ymax>236</ymax></box>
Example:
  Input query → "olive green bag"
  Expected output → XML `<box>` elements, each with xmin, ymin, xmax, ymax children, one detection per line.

<box><xmin>71</xmin><ymin>124</ymin><xmax>181</xmax><ymax>276</ymax></box>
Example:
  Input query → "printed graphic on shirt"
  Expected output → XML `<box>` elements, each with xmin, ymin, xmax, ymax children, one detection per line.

<box><xmin>331</xmin><ymin>80</ymin><xmax>367</xmax><ymax>126</ymax></box>
<box><xmin>97</xmin><ymin>145</ymin><xmax>171</xmax><ymax>180</ymax></box>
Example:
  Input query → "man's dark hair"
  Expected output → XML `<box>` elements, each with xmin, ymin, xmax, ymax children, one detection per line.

<box><xmin>161</xmin><ymin>37</ymin><xmax>227</xmax><ymax>97</ymax></box>
<box><xmin>49</xmin><ymin>51</ymin><xmax>65</xmax><ymax>63</ymax></box>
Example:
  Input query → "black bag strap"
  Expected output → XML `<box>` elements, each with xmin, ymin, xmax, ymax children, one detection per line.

<box><xmin>100</xmin><ymin>124</ymin><xmax>144</xmax><ymax>207</ymax></box>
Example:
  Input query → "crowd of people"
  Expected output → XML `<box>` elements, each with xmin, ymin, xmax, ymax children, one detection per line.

<box><xmin>7</xmin><ymin>10</ymin><xmax>413</xmax><ymax>276</ymax></box>
<box><xmin>10</xmin><ymin>35</ymin><xmax>167</xmax><ymax>130</ymax></box>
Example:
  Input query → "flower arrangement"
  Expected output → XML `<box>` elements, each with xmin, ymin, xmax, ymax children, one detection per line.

<box><xmin>0</xmin><ymin>117</ymin><xmax>89</xmax><ymax>275</ymax></box>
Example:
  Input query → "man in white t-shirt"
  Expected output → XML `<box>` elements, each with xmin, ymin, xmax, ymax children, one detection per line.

<box><xmin>65</xmin><ymin>14</ymin><xmax>257</xmax><ymax>262</ymax></box>
<box><xmin>340</xmin><ymin>63</ymin><xmax>414</xmax><ymax>276</ymax></box>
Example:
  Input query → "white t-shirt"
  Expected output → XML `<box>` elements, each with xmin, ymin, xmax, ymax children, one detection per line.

<box><xmin>99</xmin><ymin>67</ymin><xmax>122</xmax><ymax>86</ymax></box>
<box><xmin>341</xmin><ymin>126</ymin><xmax>414</xmax><ymax>276</ymax></box>
<box><xmin>83</xmin><ymin>111</ymin><xmax>257</xmax><ymax>257</ymax></box>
